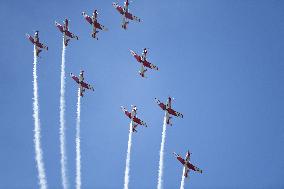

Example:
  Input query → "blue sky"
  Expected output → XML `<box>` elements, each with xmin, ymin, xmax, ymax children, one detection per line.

<box><xmin>0</xmin><ymin>0</ymin><xmax>284</xmax><ymax>188</ymax></box>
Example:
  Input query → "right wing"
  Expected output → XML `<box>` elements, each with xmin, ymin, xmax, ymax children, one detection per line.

<box><xmin>26</xmin><ymin>34</ymin><xmax>35</xmax><ymax>44</ymax></box>
<box><xmin>82</xmin><ymin>12</ymin><xmax>93</xmax><ymax>25</ymax></box>
<box><xmin>130</xmin><ymin>50</ymin><xmax>142</xmax><ymax>63</ymax></box>
<box><xmin>55</xmin><ymin>22</ymin><xmax>64</xmax><ymax>33</ymax></box>
<box><xmin>155</xmin><ymin>98</ymin><xmax>166</xmax><ymax>110</ymax></box>
<box><xmin>70</xmin><ymin>73</ymin><xmax>80</xmax><ymax>84</ymax></box>
<box><xmin>121</xmin><ymin>106</ymin><xmax>132</xmax><ymax>119</ymax></box>
<box><xmin>113</xmin><ymin>3</ymin><xmax>124</xmax><ymax>15</ymax></box>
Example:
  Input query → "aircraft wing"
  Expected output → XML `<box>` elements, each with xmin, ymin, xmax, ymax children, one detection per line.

<box><xmin>65</xmin><ymin>30</ymin><xmax>78</xmax><ymax>39</ymax></box>
<box><xmin>167</xmin><ymin>108</ymin><xmax>183</xmax><ymax>118</ymax></box>
<box><xmin>125</xmin><ymin>12</ymin><xmax>141</xmax><ymax>22</ymax></box>
<box><xmin>55</xmin><ymin>22</ymin><xmax>64</xmax><ymax>33</ymax></box>
<box><xmin>132</xmin><ymin>116</ymin><xmax>147</xmax><ymax>127</ymax></box>
<box><xmin>155</xmin><ymin>98</ymin><xmax>166</xmax><ymax>110</ymax></box>
<box><xmin>113</xmin><ymin>4</ymin><xmax>124</xmax><ymax>15</ymax></box>
<box><xmin>94</xmin><ymin>22</ymin><xmax>108</xmax><ymax>31</ymax></box>
<box><xmin>130</xmin><ymin>50</ymin><xmax>142</xmax><ymax>62</ymax></box>
<box><xmin>187</xmin><ymin>163</ymin><xmax>203</xmax><ymax>174</ymax></box>
<box><xmin>81</xmin><ymin>81</ymin><xmax>94</xmax><ymax>91</ymax></box>
<box><xmin>70</xmin><ymin>73</ymin><xmax>80</xmax><ymax>84</ymax></box>
<box><xmin>26</xmin><ymin>34</ymin><xmax>35</xmax><ymax>44</ymax></box>
<box><xmin>143</xmin><ymin>60</ymin><xmax>158</xmax><ymax>70</ymax></box>
<box><xmin>121</xmin><ymin>106</ymin><xmax>132</xmax><ymax>119</ymax></box>
<box><xmin>82</xmin><ymin>12</ymin><xmax>93</xmax><ymax>25</ymax></box>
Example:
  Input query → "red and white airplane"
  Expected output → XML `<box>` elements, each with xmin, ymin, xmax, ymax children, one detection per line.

<box><xmin>173</xmin><ymin>151</ymin><xmax>203</xmax><ymax>178</ymax></box>
<box><xmin>70</xmin><ymin>70</ymin><xmax>94</xmax><ymax>97</ymax></box>
<box><xmin>130</xmin><ymin>48</ymin><xmax>158</xmax><ymax>78</ymax></box>
<box><xmin>82</xmin><ymin>9</ymin><xmax>108</xmax><ymax>40</ymax></box>
<box><xmin>55</xmin><ymin>19</ymin><xmax>79</xmax><ymax>46</ymax></box>
<box><xmin>26</xmin><ymin>31</ymin><xmax>48</xmax><ymax>57</ymax></box>
<box><xmin>112</xmin><ymin>0</ymin><xmax>141</xmax><ymax>29</ymax></box>
<box><xmin>121</xmin><ymin>105</ymin><xmax>147</xmax><ymax>132</ymax></box>
<box><xmin>155</xmin><ymin>97</ymin><xmax>183</xmax><ymax>125</ymax></box>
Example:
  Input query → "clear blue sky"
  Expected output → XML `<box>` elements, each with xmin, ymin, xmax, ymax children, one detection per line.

<box><xmin>0</xmin><ymin>0</ymin><xmax>284</xmax><ymax>188</ymax></box>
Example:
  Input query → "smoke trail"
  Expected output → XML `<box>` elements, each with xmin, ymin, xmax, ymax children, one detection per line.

<box><xmin>75</xmin><ymin>89</ymin><xmax>82</xmax><ymax>189</ymax></box>
<box><xmin>33</xmin><ymin>46</ymin><xmax>48</xmax><ymax>189</ymax></box>
<box><xmin>179</xmin><ymin>167</ymin><xmax>186</xmax><ymax>189</ymax></box>
<box><xmin>157</xmin><ymin>111</ymin><xmax>167</xmax><ymax>189</ymax></box>
<box><xmin>59</xmin><ymin>39</ymin><xmax>68</xmax><ymax>189</ymax></box>
<box><xmin>124</xmin><ymin>121</ymin><xmax>133</xmax><ymax>189</ymax></box>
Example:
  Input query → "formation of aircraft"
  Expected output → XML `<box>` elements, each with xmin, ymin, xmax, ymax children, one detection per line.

<box><xmin>130</xmin><ymin>48</ymin><xmax>159</xmax><ymax>78</ymax></box>
<box><xmin>155</xmin><ymin>97</ymin><xmax>183</xmax><ymax>125</ymax></box>
<box><xmin>112</xmin><ymin>0</ymin><xmax>141</xmax><ymax>29</ymax></box>
<box><xmin>55</xmin><ymin>19</ymin><xmax>79</xmax><ymax>46</ymax></box>
<box><xmin>27</xmin><ymin>2</ymin><xmax>203</xmax><ymax>185</ymax></box>
<box><xmin>70</xmin><ymin>70</ymin><xmax>94</xmax><ymax>97</ymax></box>
<box><xmin>26</xmin><ymin>31</ymin><xmax>48</xmax><ymax>57</ymax></box>
<box><xmin>82</xmin><ymin>10</ymin><xmax>108</xmax><ymax>40</ymax></box>
<box><xmin>121</xmin><ymin>105</ymin><xmax>147</xmax><ymax>132</ymax></box>
<box><xmin>173</xmin><ymin>151</ymin><xmax>203</xmax><ymax>178</ymax></box>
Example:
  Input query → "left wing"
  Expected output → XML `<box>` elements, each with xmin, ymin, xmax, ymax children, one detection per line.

<box><xmin>65</xmin><ymin>30</ymin><xmax>79</xmax><ymax>39</ymax></box>
<box><xmin>187</xmin><ymin>163</ymin><xmax>203</xmax><ymax>174</ymax></box>
<box><xmin>132</xmin><ymin>116</ymin><xmax>147</xmax><ymax>127</ymax></box>
<box><xmin>94</xmin><ymin>22</ymin><xmax>108</xmax><ymax>31</ymax></box>
<box><xmin>125</xmin><ymin>12</ymin><xmax>141</xmax><ymax>22</ymax></box>
<box><xmin>167</xmin><ymin>108</ymin><xmax>183</xmax><ymax>118</ymax></box>
<box><xmin>142</xmin><ymin>60</ymin><xmax>159</xmax><ymax>70</ymax></box>
<box><xmin>81</xmin><ymin>81</ymin><xmax>94</xmax><ymax>91</ymax></box>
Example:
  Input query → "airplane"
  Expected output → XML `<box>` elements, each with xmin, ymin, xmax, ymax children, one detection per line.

<box><xmin>26</xmin><ymin>31</ymin><xmax>48</xmax><ymax>57</ymax></box>
<box><xmin>173</xmin><ymin>150</ymin><xmax>203</xmax><ymax>178</ymax></box>
<box><xmin>121</xmin><ymin>105</ymin><xmax>147</xmax><ymax>132</ymax></box>
<box><xmin>70</xmin><ymin>70</ymin><xmax>94</xmax><ymax>97</ymax></box>
<box><xmin>55</xmin><ymin>19</ymin><xmax>79</xmax><ymax>46</ymax></box>
<box><xmin>130</xmin><ymin>48</ymin><xmax>158</xmax><ymax>78</ymax></box>
<box><xmin>82</xmin><ymin>9</ymin><xmax>108</xmax><ymax>40</ymax></box>
<box><xmin>155</xmin><ymin>97</ymin><xmax>183</xmax><ymax>126</ymax></box>
<box><xmin>112</xmin><ymin>0</ymin><xmax>141</xmax><ymax>29</ymax></box>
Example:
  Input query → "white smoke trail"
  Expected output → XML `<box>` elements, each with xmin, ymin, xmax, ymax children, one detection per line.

<box><xmin>179</xmin><ymin>167</ymin><xmax>186</xmax><ymax>189</ymax></box>
<box><xmin>75</xmin><ymin>89</ymin><xmax>82</xmax><ymax>189</ymax></box>
<box><xmin>157</xmin><ymin>111</ymin><xmax>167</xmax><ymax>189</ymax></box>
<box><xmin>59</xmin><ymin>39</ymin><xmax>68</xmax><ymax>189</ymax></box>
<box><xmin>123</xmin><ymin>121</ymin><xmax>133</xmax><ymax>189</ymax></box>
<box><xmin>33</xmin><ymin>46</ymin><xmax>48</xmax><ymax>189</ymax></box>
